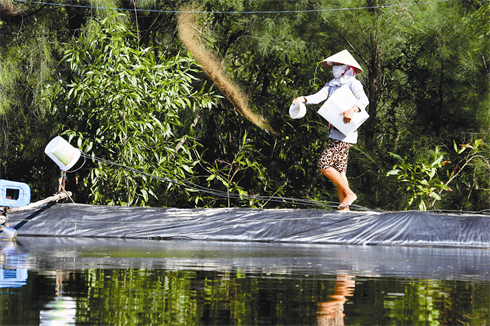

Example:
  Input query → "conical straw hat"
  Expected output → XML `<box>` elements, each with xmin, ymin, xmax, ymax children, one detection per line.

<box><xmin>321</xmin><ymin>49</ymin><xmax>363</xmax><ymax>73</ymax></box>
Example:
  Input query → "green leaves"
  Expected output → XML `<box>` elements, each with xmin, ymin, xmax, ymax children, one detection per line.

<box><xmin>454</xmin><ymin>138</ymin><xmax>483</xmax><ymax>155</ymax></box>
<box><xmin>53</xmin><ymin>13</ymin><xmax>219</xmax><ymax>206</ymax></box>
<box><xmin>196</xmin><ymin>131</ymin><xmax>268</xmax><ymax>208</ymax></box>
<box><xmin>386</xmin><ymin>148</ymin><xmax>450</xmax><ymax>211</ymax></box>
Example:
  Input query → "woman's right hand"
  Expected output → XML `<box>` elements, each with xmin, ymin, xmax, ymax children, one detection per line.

<box><xmin>292</xmin><ymin>96</ymin><xmax>306</xmax><ymax>103</ymax></box>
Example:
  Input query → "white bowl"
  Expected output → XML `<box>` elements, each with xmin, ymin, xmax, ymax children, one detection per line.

<box><xmin>289</xmin><ymin>102</ymin><xmax>306</xmax><ymax>119</ymax></box>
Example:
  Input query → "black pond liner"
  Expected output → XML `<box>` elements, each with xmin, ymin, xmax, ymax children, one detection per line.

<box><xmin>7</xmin><ymin>203</ymin><xmax>490</xmax><ymax>249</ymax></box>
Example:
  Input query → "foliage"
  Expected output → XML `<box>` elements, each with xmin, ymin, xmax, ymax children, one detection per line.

<box><xmin>449</xmin><ymin>138</ymin><xmax>485</xmax><ymax>184</ymax></box>
<box><xmin>440</xmin><ymin>136</ymin><xmax>490</xmax><ymax>211</ymax></box>
<box><xmin>194</xmin><ymin>131</ymin><xmax>269</xmax><ymax>208</ymax></box>
<box><xmin>387</xmin><ymin>148</ymin><xmax>450</xmax><ymax>211</ymax></box>
<box><xmin>184</xmin><ymin>0</ymin><xmax>347</xmax><ymax>207</ymax></box>
<box><xmin>50</xmin><ymin>14</ymin><xmax>218</xmax><ymax>206</ymax></box>
<box><xmin>0</xmin><ymin>1</ymin><xmax>71</xmax><ymax>198</ymax></box>
<box><xmin>0</xmin><ymin>0</ymin><xmax>489</xmax><ymax>210</ymax></box>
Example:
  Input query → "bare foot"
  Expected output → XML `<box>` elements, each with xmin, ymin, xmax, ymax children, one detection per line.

<box><xmin>338</xmin><ymin>206</ymin><xmax>350</xmax><ymax>212</ymax></box>
<box><xmin>338</xmin><ymin>193</ymin><xmax>357</xmax><ymax>209</ymax></box>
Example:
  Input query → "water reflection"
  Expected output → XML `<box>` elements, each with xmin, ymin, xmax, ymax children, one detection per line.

<box><xmin>0</xmin><ymin>241</ymin><xmax>28</xmax><ymax>288</ymax></box>
<box><xmin>317</xmin><ymin>273</ymin><xmax>355</xmax><ymax>326</ymax></box>
<box><xmin>39</xmin><ymin>270</ymin><xmax>76</xmax><ymax>326</ymax></box>
<box><xmin>0</xmin><ymin>237</ymin><xmax>488</xmax><ymax>325</ymax></box>
<box><xmin>11</xmin><ymin>236</ymin><xmax>490</xmax><ymax>280</ymax></box>
<box><xmin>40</xmin><ymin>295</ymin><xmax>76</xmax><ymax>326</ymax></box>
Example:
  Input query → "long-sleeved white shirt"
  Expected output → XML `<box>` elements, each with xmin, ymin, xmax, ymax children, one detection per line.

<box><xmin>304</xmin><ymin>78</ymin><xmax>369</xmax><ymax>144</ymax></box>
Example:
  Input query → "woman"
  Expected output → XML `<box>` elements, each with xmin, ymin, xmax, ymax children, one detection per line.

<box><xmin>293</xmin><ymin>50</ymin><xmax>369</xmax><ymax>211</ymax></box>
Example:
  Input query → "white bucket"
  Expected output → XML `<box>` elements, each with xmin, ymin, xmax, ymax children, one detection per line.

<box><xmin>44</xmin><ymin>136</ymin><xmax>81</xmax><ymax>171</ymax></box>
<box><xmin>289</xmin><ymin>102</ymin><xmax>307</xmax><ymax>119</ymax></box>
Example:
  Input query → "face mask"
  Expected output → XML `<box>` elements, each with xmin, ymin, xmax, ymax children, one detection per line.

<box><xmin>332</xmin><ymin>65</ymin><xmax>349</xmax><ymax>78</ymax></box>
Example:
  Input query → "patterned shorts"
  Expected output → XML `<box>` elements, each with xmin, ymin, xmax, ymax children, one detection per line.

<box><xmin>317</xmin><ymin>139</ymin><xmax>353</xmax><ymax>173</ymax></box>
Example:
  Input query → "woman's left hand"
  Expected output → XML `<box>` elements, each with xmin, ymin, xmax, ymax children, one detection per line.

<box><xmin>341</xmin><ymin>105</ymin><xmax>359</xmax><ymax>124</ymax></box>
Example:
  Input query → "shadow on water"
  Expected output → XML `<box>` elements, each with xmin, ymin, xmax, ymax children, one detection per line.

<box><xmin>0</xmin><ymin>237</ymin><xmax>489</xmax><ymax>325</ymax></box>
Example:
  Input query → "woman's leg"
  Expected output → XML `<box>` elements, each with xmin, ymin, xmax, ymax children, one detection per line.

<box><xmin>317</xmin><ymin>139</ymin><xmax>356</xmax><ymax>209</ymax></box>
<box><xmin>338</xmin><ymin>172</ymin><xmax>353</xmax><ymax>211</ymax></box>
<box><xmin>319</xmin><ymin>167</ymin><xmax>357</xmax><ymax>209</ymax></box>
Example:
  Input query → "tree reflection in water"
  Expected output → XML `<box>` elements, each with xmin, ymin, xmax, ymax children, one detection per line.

<box><xmin>2</xmin><ymin>238</ymin><xmax>490</xmax><ymax>325</ymax></box>
<box><xmin>317</xmin><ymin>273</ymin><xmax>355</xmax><ymax>326</ymax></box>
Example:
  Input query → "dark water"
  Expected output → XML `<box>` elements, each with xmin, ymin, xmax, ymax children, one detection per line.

<box><xmin>0</xmin><ymin>237</ymin><xmax>489</xmax><ymax>325</ymax></box>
